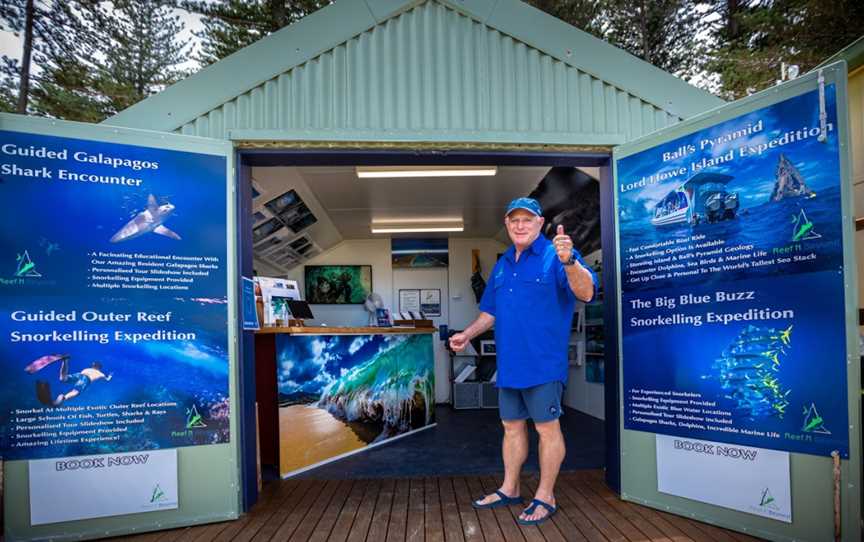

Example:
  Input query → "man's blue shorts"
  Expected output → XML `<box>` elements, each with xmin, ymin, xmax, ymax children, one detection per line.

<box><xmin>499</xmin><ymin>381</ymin><xmax>564</xmax><ymax>423</ymax></box>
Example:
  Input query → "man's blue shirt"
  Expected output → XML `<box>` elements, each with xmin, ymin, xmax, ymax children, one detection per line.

<box><xmin>478</xmin><ymin>235</ymin><xmax>598</xmax><ymax>389</ymax></box>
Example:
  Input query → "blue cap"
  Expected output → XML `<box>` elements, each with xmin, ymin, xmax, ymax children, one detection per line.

<box><xmin>505</xmin><ymin>197</ymin><xmax>542</xmax><ymax>217</ymax></box>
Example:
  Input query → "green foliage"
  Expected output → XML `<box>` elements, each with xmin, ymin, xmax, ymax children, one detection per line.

<box><xmin>183</xmin><ymin>0</ymin><xmax>330</xmax><ymax>66</ymax></box>
<box><xmin>0</xmin><ymin>58</ymin><xmax>20</xmax><ymax>113</ymax></box>
<box><xmin>602</xmin><ymin>0</ymin><xmax>705</xmax><ymax>79</ymax></box>
<box><xmin>90</xmin><ymin>0</ymin><xmax>191</xmax><ymax>114</ymax></box>
<box><xmin>2</xmin><ymin>0</ymin><xmax>189</xmax><ymax>121</ymax></box>
<box><xmin>705</xmin><ymin>0</ymin><xmax>864</xmax><ymax>99</ymax></box>
<box><xmin>525</xmin><ymin>0</ymin><xmax>606</xmax><ymax>38</ymax></box>
<box><xmin>528</xmin><ymin>0</ymin><xmax>706</xmax><ymax>80</ymax></box>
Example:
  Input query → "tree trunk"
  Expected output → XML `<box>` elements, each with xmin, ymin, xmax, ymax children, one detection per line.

<box><xmin>17</xmin><ymin>0</ymin><xmax>35</xmax><ymax>114</ymax></box>
<box><xmin>639</xmin><ymin>0</ymin><xmax>649</xmax><ymax>62</ymax></box>
<box><xmin>727</xmin><ymin>0</ymin><xmax>741</xmax><ymax>41</ymax></box>
<box><xmin>272</xmin><ymin>0</ymin><xmax>287</xmax><ymax>29</ymax></box>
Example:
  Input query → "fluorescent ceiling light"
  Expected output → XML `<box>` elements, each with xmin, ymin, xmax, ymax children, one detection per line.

<box><xmin>371</xmin><ymin>222</ymin><xmax>464</xmax><ymax>234</ymax></box>
<box><xmin>357</xmin><ymin>166</ymin><xmax>497</xmax><ymax>179</ymax></box>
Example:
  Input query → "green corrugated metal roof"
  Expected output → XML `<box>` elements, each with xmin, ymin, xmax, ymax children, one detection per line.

<box><xmin>819</xmin><ymin>35</ymin><xmax>864</xmax><ymax>73</ymax></box>
<box><xmin>104</xmin><ymin>0</ymin><xmax>723</xmax><ymax>144</ymax></box>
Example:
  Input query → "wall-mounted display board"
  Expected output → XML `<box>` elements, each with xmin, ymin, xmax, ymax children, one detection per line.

<box><xmin>613</xmin><ymin>62</ymin><xmax>860</xmax><ymax>541</ymax></box>
<box><xmin>0</xmin><ymin>113</ymin><xmax>239</xmax><ymax>541</ymax></box>
<box><xmin>275</xmin><ymin>332</ymin><xmax>434</xmax><ymax>477</ymax></box>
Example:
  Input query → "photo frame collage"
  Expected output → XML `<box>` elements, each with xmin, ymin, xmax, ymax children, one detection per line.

<box><xmin>252</xmin><ymin>188</ymin><xmax>320</xmax><ymax>269</ymax></box>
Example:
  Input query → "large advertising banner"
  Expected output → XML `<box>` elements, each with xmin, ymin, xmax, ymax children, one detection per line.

<box><xmin>275</xmin><ymin>333</ymin><xmax>434</xmax><ymax>476</ymax></box>
<box><xmin>0</xmin><ymin>130</ymin><xmax>230</xmax><ymax>460</ymax></box>
<box><xmin>617</xmin><ymin>86</ymin><xmax>849</xmax><ymax>457</ymax></box>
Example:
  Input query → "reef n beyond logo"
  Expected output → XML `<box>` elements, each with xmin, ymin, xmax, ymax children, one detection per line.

<box><xmin>791</xmin><ymin>208</ymin><xmax>821</xmax><ymax>242</ymax></box>
<box><xmin>15</xmin><ymin>250</ymin><xmax>40</xmax><ymax>277</ymax></box>
<box><xmin>150</xmin><ymin>483</ymin><xmax>166</xmax><ymax>503</ymax></box>
<box><xmin>2</xmin><ymin>249</ymin><xmax>54</xmax><ymax>286</ymax></box>
<box><xmin>758</xmin><ymin>487</ymin><xmax>779</xmax><ymax>511</ymax></box>
<box><xmin>185</xmin><ymin>404</ymin><xmax>207</xmax><ymax>429</ymax></box>
<box><xmin>802</xmin><ymin>403</ymin><xmax>831</xmax><ymax>434</ymax></box>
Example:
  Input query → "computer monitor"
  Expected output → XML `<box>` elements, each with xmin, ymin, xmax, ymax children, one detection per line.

<box><xmin>287</xmin><ymin>300</ymin><xmax>315</xmax><ymax>320</ymax></box>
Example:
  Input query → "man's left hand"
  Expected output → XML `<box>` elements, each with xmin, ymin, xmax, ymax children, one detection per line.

<box><xmin>553</xmin><ymin>225</ymin><xmax>573</xmax><ymax>264</ymax></box>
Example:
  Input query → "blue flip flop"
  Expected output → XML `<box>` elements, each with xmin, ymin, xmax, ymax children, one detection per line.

<box><xmin>472</xmin><ymin>490</ymin><xmax>523</xmax><ymax>509</ymax></box>
<box><xmin>517</xmin><ymin>498</ymin><xmax>557</xmax><ymax>525</ymax></box>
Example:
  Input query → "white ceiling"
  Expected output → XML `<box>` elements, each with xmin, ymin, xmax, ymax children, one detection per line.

<box><xmin>250</xmin><ymin>165</ymin><xmax>555</xmax><ymax>274</ymax></box>
<box><xmin>296</xmin><ymin>166</ymin><xmax>551</xmax><ymax>239</ymax></box>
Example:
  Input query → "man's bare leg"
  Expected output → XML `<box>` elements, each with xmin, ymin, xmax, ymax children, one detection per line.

<box><xmin>476</xmin><ymin>419</ymin><xmax>528</xmax><ymax>505</ymax></box>
<box><xmin>59</xmin><ymin>358</ymin><xmax>69</xmax><ymax>382</ymax></box>
<box><xmin>520</xmin><ymin>419</ymin><xmax>565</xmax><ymax>521</ymax></box>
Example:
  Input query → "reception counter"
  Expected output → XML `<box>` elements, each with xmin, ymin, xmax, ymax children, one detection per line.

<box><xmin>255</xmin><ymin>326</ymin><xmax>436</xmax><ymax>477</ymax></box>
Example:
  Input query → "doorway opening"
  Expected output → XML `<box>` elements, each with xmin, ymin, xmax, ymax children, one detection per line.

<box><xmin>236</xmin><ymin>148</ymin><xmax>619</xmax><ymax>504</ymax></box>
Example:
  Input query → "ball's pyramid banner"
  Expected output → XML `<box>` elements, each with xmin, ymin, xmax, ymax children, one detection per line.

<box><xmin>616</xmin><ymin>86</ymin><xmax>849</xmax><ymax>457</ymax></box>
<box><xmin>0</xmin><ymin>130</ymin><xmax>230</xmax><ymax>460</ymax></box>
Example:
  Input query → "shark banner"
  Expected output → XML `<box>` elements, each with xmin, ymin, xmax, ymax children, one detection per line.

<box><xmin>615</xmin><ymin>86</ymin><xmax>850</xmax><ymax>457</ymax></box>
<box><xmin>0</xmin><ymin>130</ymin><xmax>230</xmax><ymax>460</ymax></box>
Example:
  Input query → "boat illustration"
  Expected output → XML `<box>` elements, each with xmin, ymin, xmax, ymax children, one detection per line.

<box><xmin>651</xmin><ymin>172</ymin><xmax>738</xmax><ymax>227</ymax></box>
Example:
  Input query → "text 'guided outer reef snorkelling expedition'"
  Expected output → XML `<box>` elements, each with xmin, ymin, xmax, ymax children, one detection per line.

<box><xmin>0</xmin><ymin>130</ymin><xmax>230</xmax><ymax>460</ymax></box>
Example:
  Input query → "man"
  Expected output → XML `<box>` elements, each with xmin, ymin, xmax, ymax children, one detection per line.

<box><xmin>449</xmin><ymin>197</ymin><xmax>596</xmax><ymax>526</ymax></box>
<box><xmin>36</xmin><ymin>358</ymin><xmax>112</xmax><ymax>407</ymax></box>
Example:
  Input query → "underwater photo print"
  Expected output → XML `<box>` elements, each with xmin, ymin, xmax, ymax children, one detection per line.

<box><xmin>616</xmin><ymin>87</ymin><xmax>850</xmax><ymax>457</ymax></box>
<box><xmin>275</xmin><ymin>333</ymin><xmax>434</xmax><ymax>476</ymax></box>
<box><xmin>304</xmin><ymin>265</ymin><xmax>372</xmax><ymax>304</ymax></box>
<box><xmin>0</xmin><ymin>130</ymin><xmax>229</xmax><ymax>460</ymax></box>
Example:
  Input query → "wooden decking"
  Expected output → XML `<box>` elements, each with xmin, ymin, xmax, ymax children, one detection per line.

<box><xmin>111</xmin><ymin>470</ymin><xmax>762</xmax><ymax>542</ymax></box>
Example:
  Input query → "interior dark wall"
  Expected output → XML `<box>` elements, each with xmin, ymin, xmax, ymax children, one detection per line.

<box><xmin>529</xmin><ymin>166</ymin><xmax>601</xmax><ymax>256</ymax></box>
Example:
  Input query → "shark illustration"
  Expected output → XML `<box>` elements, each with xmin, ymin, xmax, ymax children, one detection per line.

<box><xmin>110</xmin><ymin>194</ymin><xmax>180</xmax><ymax>243</ymax></box>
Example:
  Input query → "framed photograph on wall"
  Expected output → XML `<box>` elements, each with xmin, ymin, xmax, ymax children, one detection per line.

<box><xmin>420</xmin><ymin>288</ymin><xmax>441</xmax><ymax>317</ymax></box>
<box><xmin>304</xmin><ymin>265</ymin><xmax>372</xmax><ymax>304</ymax></box>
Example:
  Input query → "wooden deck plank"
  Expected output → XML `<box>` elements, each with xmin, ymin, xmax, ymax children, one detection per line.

<box><xmin>328</xmin><ymin>479</ymin><xmax>368</xmax><ymax>542</ymax></box>
<box><xmin>406</xmin><ymin>478</ymin><xmax>426</xmax><ymax>542</ymax></box>
<box><xmin>522</xmin><ymin>473</ymin><xmax>587</xmax><ymax>542</ymax></box>
<box><xmin>307</xmin><ymin>479</ymin><xmax>355</xmax><ymax>542</ymax></box>
<box><xmin>482</xmin><ymin>474</ymin><xmax>549</xmax><ymax>542</ymax></box>
<box><xmin>438</xmin><ymin>477</ymin><xmax>466</xmax><ymax>542</ymax></box>
<box><xmin>463</xmin><ymin>476</ymin><xmax>506</xmax><ymax>542</ymax></box>
<box><xmin>106</xmin><ymin>470</ymin><xmax>760</xmax><ymax>542</ymax></box>
<box><xmin>580</xmin><ymin>476</ymin><xmax>691</xmax><ymax>542</ymax></box>
<box><xmin>367</xmin><ymin>479</ymin><xmax>396</xmax><ymax>542</ymax></box>
<box><xmin>386</xmin><ymin>478</ymin><xmax>411</xmax><ymax>542</ymax></box>
<box><xmin>566</xmin><ymin>472</ymin><xmax>662</xmax><ymax>542</ymax></box>
<box><xmin>346</xmin><ymin>480</ymin><xmax>381</xmax><ymax>542</ymax></box>
<box><xmin>450</xmin><ymin>476</ymin><xmax>485</xmax><ymax>542</ymax></box>
<box><xmin>286</xmin><ymin>479</ymin><xmax>343</xmax><ymax>541</ymax></box>
<box><xmin>241</xmin><ymin>479</ymin><xmax>313</xmax><ymax>542</ymax></box>
<box><xmin>549</xmin><ymin>475</ymin><xmax>617</xmax><ymax>542</ymax></box>
<box><xmin>424</xmin><ymin>477</ymin><xmax>446</xmax><ymax>542</ymax></box>
<box><xmin>557</xmin><ymin>475</ymin><xmax>628</xmax><ymax>542</ymax></box>
<box><xmin>261</xmin><ymin>479</ymin><xmax>330</xmax><ymax>541</ymax></box>
<box><xmin>477</xmin><ymin>476</ymin><xmax>526</xmax><ymax>542</ymax></box>
<box><xmin>217</xmin><ymin>479</ymin><xmax>302</xmax><ymax>542</ymax></box>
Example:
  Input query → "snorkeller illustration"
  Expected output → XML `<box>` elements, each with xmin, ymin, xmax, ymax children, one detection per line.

<box><xmin>110</xmin><ymin>194</ymin><xmax>180</xmax><ymax>243</ymax></box>
<box><xmin>31</xmin><ymin>356</ymin><xmax>112</xmax><ymax>407</ymax></box>
<box><xmin>705</xmin><ymin>324</ymin><xmax>792</xmax><ymax>419</ymax></box>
